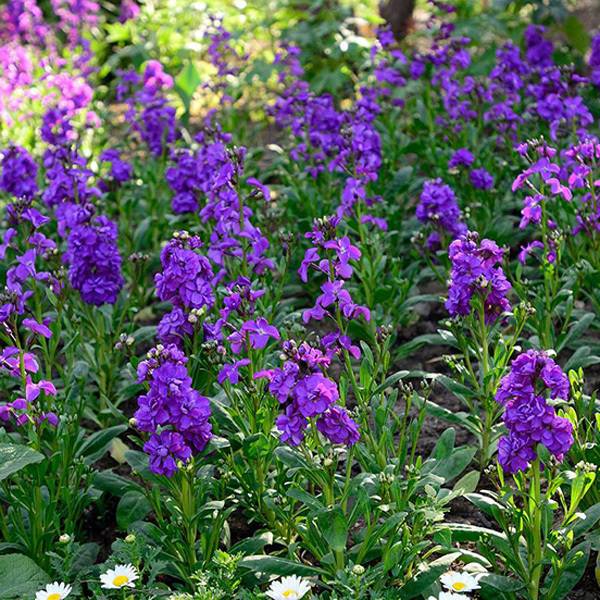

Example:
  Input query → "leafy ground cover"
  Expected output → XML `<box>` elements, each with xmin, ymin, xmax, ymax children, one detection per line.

<box><xmin>0</xmin><ymin>1</ymin><xmax>599</xmax><ymax>598</ymax></box>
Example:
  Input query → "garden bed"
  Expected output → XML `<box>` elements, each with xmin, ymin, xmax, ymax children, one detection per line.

<box><xmin>0</xmin><ymin>1</ymin><xmax>599</xmax><ymax>599</ymax></box>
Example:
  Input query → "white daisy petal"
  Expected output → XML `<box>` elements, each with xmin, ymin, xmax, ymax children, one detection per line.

<box><xmin>265</xmin><ymin>575</ymin><xmax>312</xmax><ymax>600</ymax></box>
<box><xmin>35</xmin><ymin>581</ymin><xmax>72</xmax><ymax>600</ymax></box>
<box><xmin>100</xmin><ymin>563</ymin><xmax>139</xmax><ymax>589</ymax></box>
<box><xmin>440</xmin><ymin>571</ymin><xmax>481</xmax><ymax>594</ymax></box>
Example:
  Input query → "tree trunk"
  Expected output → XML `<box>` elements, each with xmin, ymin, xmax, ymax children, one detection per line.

<box><xmin>379</xmin><ymin>0</ymin><xmax>416</xmax><ymax>40</ymax></box>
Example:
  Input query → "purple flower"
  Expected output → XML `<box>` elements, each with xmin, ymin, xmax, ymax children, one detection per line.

<box><xmin>293</xmin><ymin>373</ymin><xmax>339</xmax><ymax>418</ymax></box>
<box><xmin>445</xmin><ymin>232</ymin><xmax>511</xmax><ymax>323</ymax></box>
<box><xmin>518</xmin><ymin>240</ymin><xmax>544</xmax><ymax>264</ymax></box>
<box><xmin>448</xmin><ymin>148</ymin><xmax>474</xmax><ymax>169</ymax></box>
<box><xmin>25</xmin><ymin>378</ymin><xmax>56</xmax><ymax>401</ymax></box>
<box><xmin>469</xmin><ymin>168</ymin><xmax>494</xmax><ymax>190</ymax></box>
<box><xmin>119</xmin><ymin>0</ymin><xmax>139</xmax><ymax>22</ymax></box>
<box><xmin>323</xmin><ymin>236</ymin><xmax>361</xmax><ymax>279</ymax></box>
<box><xmin>240</xmin><ymin>317</ymin><xmax>280</xmax><ymax>350</ymax></box>
<box><xmin>257</xmin><ymin>361</ymin><xmax>299</xmax><ymax>403</ymax></box>
<box><xmin>0</xmin><ymin>146</ymin><xmax>38</xmax><ymax>199</ymax></box>
<box><xmin>64</xmin><ymin>216</ymin><xmax>124</xmax><ymax>305</ymax></box>
<box><xmin>218</xmin><ymin>359</ymin><xmax>250</xmax><ymax>385</ymax></box>
<box><xmin>41</xmin><ymin>107</ymin><xmax>74</xmax><ymax>146</ymax></box>
<box><xmin>303</xmin><ymin>279</ymin><xmax>370</xmax><ymax>324</ymax></box>
<box><xmin>298</xmin><ymin>247</ymin><xmax>322</xmax><ymax>283</ymax></box>
<box><xmin>100</xmin><ymin>149</ymin><xmax>133</xmax><ymax>184</ymax></box>
<box><xmin>416</xmin><ymin>179</ymin><xmax>466</xmax><ymax>249</ymax></box>
<box><xmin>276</xmin><ymin>404</ymin><xmax>308</xmax><ymax>446</ymax></box>
<box><xmin>317</xmin><ymin>406</ymin><xmax>360</xmax><ymax>445</ymax></box>
<box><xmin>135</xmin><ymin>345</ymin><xmax>213</xmax><ymax>476</ymax></box>
<box><xmin>1</xmin><ymin>347</ymin><xmax>38</xmax><ymax>376</ymax></box>
<box><xmin>519</xmin><ymin>194</ymin><xmax>543</xmax><ymax>229</ymax></box>
<box><xmin>495</xmin><ymin>350</ymin><xmax>572</xmax><ymax>473</ymax></box>
<box><xmin>23</xmin><ymin>317</ymin><xmax>52</xmax><ymax>339</ymax></box>
<box><xmin>590</xmin><ymin>33</ymin><xmax>600</xmax><ymax>87</ymax></box>
<box><xmin>145</xmin><ymin>431</ymin><xmax>192</xmax><ymax>477</ymax></box>
<box><xmin>120</xmin><ymin>61</ymin><xmax>177</xmax><ymax>157</ymax></box>
<box><xmin>247</xmin><ymin>177</ymin><xmax>271</xmax><ymax>201</ymax></box>
<box><xmin>497</xmin><ymin>434</ymin><xmax>538</xmax><ymax>474</ymax></box>
<box><xmin>157</xmin><ymin>308</ymin><xmax>194</xmax><ymax>346</ymax></box>
<box><xmin>155</xmin><ymin>236</ymin><xmax>214</xmax><ymax>311</ymax></box>
<box><xmin>524</xmin><ymin>25</ymin><xmax>554</xmax><ymax>69</ymax></box>
<box><xmin>496</xmin><ymin>350</ymin><xmax>569</xmax><ymax>407</ymax></box>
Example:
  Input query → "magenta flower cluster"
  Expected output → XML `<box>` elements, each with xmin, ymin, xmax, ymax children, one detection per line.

<box><xmin>119</xmin><ymin>61</ymin><xmax>177</xmax><ymax>157</ymax></box>
<box><xmin>257</xmin><ymin>339</ymin><xmax>359</xmax><ymax>447</ymax></box>
<box><xmin>135</xmin><ymin>345</ymin><xmax>212</xmax><ymax>477</ymax></box>
<box><xmin>445</xmin><ymin>232</ymin><xmax>511</xmax><ymax>323</ymax></box>
<box><xmin>271</xmin><ymin>43</ymin><xmax>384</xmax><ymax>226</ymax></box>
<box><xmin>0</xmin><ymin>173</ymin><xmax>61</xmax><ymax>428</ymax></box>
<box><xmin>416</xmin><ymin>179</ymin><xmax>466</xmax><ymax>250</ymax></box>
<box><xmin>64</xmin><ymin>215</ymin><xmax>124</xmax><ymax>306</ymax></box>
<box><xmin>300</xmin><ymin>219</ymin><xmax>370</xmax><ymax>324</ymax></box>
<box><xmin>0</xmin><ymin>145</ymin><xmax>38</xmax><ymax>199</ymax></box>
<box><xmin>496</xmin><ymin>350</ymin><xmax>573</xmax><ymax>474</ymax></box>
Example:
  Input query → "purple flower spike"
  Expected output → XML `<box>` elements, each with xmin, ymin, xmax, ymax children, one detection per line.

<box><xmin>317</xmin><ymin>406</ymin><xmax>360</xmax><ymax>445</ymax></box>
<box><xmin>496</xmin><ymin>350</ymin><xmax>572</xmax><ymax>474</ymax></box>
<box><xmin>145</xmin><ymin>431</ymin><xmax>192</xmax><ymax>477</ymax></box>
<box><xmin>445</xmin><ymin>232</ymin><xmax>511</xmax><ymax>323</ymax></box>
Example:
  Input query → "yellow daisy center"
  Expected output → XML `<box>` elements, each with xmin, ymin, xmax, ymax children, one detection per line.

<box><xmin>48</xmin><ymin>594</ymin><xmax>61</xmax><ymax>600</ymax></box>
<box><xmin>113</xmin><ymin>574</ymin><xmax>129</xmax><ymax>587</ymax></box>
<box><xmin>452</xmin><ymin>582</ymin><xmax>466</xmax><ymax>591</ymax></box>
<box><xmin>283</xmin><ymin>591</ymin><xmax>298</xmax><ymax>598</ymax></box>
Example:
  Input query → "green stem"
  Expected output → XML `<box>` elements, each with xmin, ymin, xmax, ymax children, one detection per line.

<box><xmin>529</xmin><ymin>459</ymin><xmax>543</xmax><ymax>600</ymax></box>
<box><xmin>478</xmin><ymin>307</ymin><xmax>492</xmax><ymax>468</ymax></box>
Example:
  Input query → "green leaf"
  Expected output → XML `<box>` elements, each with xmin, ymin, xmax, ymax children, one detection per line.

<box><xmin>373</xmin><ymin>370</ymin><xmax>408</xmax><ymax>395</ymax></box>
<box><xmin>231</xmin><ymin>532</ymin><xmax>273</xmax><ymax>555</ymax></box>
<box><xmin>453</xmin><ymin>470</ymin><xmax>480</xmax><ymax>494</ymax></box>
<box><xmin>570</xmin><ymin>502</ymin><xmax>600</xmax><ymax>538</ymax></box>
<box><xmin>431</xmin><ymin>447</ymin><xmax>477</xmax><ymax>483</ymax></box>
<box><xmin>175</xmin><ymin>62</ymin><xmax>201</xmax><ymax>102</ymax></box>
<box><xmin>287</xmin><ymin>487</ymin><xmax>325</xmax><ymax>511</ymax></box>
<box><xmin>433</xmin><ymin>428</ymin><xmax>455</xmax><ymax>460</ymax></box>
<box><xmin>274</xmin><ymin>446</ymin><xmax>311</xmax><ymax>470</ymax></box>
<box><xmin>564</xmin><ymin>346</ymin><xmax>600</xmax><ymax>371</ymax></box>
<box><xmin>93</xmin><ymin>470</ymin><xmax>142</xmax><ymax>496</ymax></box>
<box><xmin>479</xmin><ymin>573</ymin><xmax>525</xmax><ymax>592</ymax></box>
<box><xmin>558</xmin><ymin>313</ymin><xmax>595</xmax><ymax>353</ymax></box>
<box><xmin>401</xmin><ymin>552</ymin><xmax>461</xmax><ymax>599</ymax></box>
<box><xmin>319</xmin><ymin>508</ymin><xmax>348</xmax><ymax>552</ymax></box>
<box><xmin>116</xmin><ymin>490</ymin><xmax>152</xmax><ymax>530</ymax></box>
<box><xmin>0</xmin><ymin>444</ymin><xmax>44</xmax><ymax>481</ymax></box>
<box><xmin>0</xmin><ymin>554</ymin><xmax>48</xmax><ymax>598</ymax></box>
<box><xmin>465</xmin><ymin>493</ymin><xmax>504</xmax><ymax>521</ymax></box>
<box><xmin>239</xmin><ymin>555</ymin><xmax>326</xmax><ymax>577</ymax></box>
<box><xmin>77</xmin><ymin>425</ymin><xmax>127</xmax><ymax>465</ymax></box>
<box><xmin>71</xmin><ymin>543</ymin><xmax>100</xmax><ymax>572</ymax></box>
<box><xmin>562</xmin><ymin>16</ymin><xmax>591</xmax><ymax>54</ymax></box>
<box><xmin>542</xmin><ymin>541</ymin><xmax>590</xmax><ymax>599</ymax></box>
<box><xmin>436</xmin><ymin>374</ymin><xmax>478</xmax><ymax>400</ymax></box>
<box><xmin>124</xmin><ymin>449</ymin><xmax>151</xmax><ymax>477</ymax></box>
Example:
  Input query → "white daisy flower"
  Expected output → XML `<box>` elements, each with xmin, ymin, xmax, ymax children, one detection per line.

<box><xmin>35</xmin><ymin>581</ymin><xmax>72</xmax><ymax>600</ymax></box>
<box><xmin>440</xmin><ymin>571</ymin><xmax>480</xmax><ymax>594</ymax></box>
<box><xmin>100</xmin><ymin>563</ymin><xmax>139</xmax><ymax>589</ymax></box>
<box><xmin>265</xmin><ymin>575</ymin><xmax>312</xmax><ymax>599</ymax></box>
